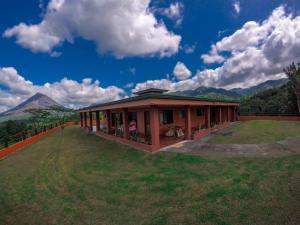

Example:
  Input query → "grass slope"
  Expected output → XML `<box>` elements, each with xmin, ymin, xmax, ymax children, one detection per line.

<box><xmin>209</xmin><ymin>120</ymin><xmax>300</xmax><ymax>144</ymax></box>
<box><xmin>0</xmin><ymin>126</ymin><xmax>299</xmax><ymax>225</ymax></box>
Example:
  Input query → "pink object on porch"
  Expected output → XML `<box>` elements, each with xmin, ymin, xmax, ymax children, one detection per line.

<box><xmin>129</xmin><ymin>120</ymin><xmax>137</xmax><ymax>132</ymax></box>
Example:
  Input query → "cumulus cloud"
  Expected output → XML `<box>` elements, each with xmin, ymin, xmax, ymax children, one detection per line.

<box><xmin>201</xmin><ymin>45</ymin><xmax>225</xmax><ymax>64</ymax></box>
<box><xmin>182</xmin><ymin>43</ymin><xmax>197</xmax><ymax>54</ymax></box>
<box><xmin>124</xmin><ymin>82</ymin><xmax>134</xmax><ymax>89</ymax></box>
<box><xmin>202</xmin><ymin>6</ymin><xmax>298</xmax><ymax>62</ymax></box>
<box><xmin>3</xmin><ymin>0</ymin><xmax>181</xmax><ymax>58</ymax></box>
<box><xmin>0</xmin><ymin>67</ymin><xmax>124</xmax><ymax>112</ymax></box>
<box><xmin>3</xmin><ymin>23</ymin><xmax>62</xmax><ymax>53</ymax></box>
<box><xmin>173</xmin><ymin>62</ymin><xmax>192</xmax><ymax>80</ymax></box>
<box><xmin>198</xmin><ymin>6</ymin><xmax>299</xmax><ymax>88</ymax></box>
<box><xmin>133</xmin><ymin>79</ymin><xmax>173</xmax><ymax>93</ymax></box>
<box><xmin>134</xmin><ymin>6</ymin><xmax>298</xmax><ymax>92</ymax></box>
<box><xmin>158</xmin><ymin>2</ymin><xmax>184</xmax><ymax>27</ymax></box>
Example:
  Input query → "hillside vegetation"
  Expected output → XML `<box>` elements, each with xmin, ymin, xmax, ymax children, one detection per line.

<box><xmin>240</xmin><ymin>82</ymin><xmax>299</xmax><ymax>115</ymax></box>
<box><xmin>172</xmin><ymin>79</ymin><xmax>297</xmax><ymax>115</ymax></box>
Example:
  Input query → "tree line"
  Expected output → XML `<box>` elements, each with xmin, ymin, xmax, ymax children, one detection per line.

<box><xmin>0</xmin><ymin>106</ymin><xmax>78</xmax><ymax>149</ymax></box>
<box><xmin>240</xmin><ymin>62</ymin><xmax>300</xmax><ymax>116</ymax></box>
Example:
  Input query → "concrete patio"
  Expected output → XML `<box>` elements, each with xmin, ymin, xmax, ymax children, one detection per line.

<box><xmin>162</xmin><ymin>124</ymin><xmax>300</xmax><ymax>157</ymax></box>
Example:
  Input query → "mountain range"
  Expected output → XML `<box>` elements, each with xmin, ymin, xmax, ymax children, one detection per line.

<box><xmin>0</xmin><ymin>78</ymin><xmax>289</xmax><ymax>122</ymax></box>
<box><xmin>173</xmin><ymin>78</ymin><xmax>288</xmax><ymax>99</ymax></box>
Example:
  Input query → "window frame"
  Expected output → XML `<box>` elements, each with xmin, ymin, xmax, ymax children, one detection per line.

<box><xmin>196</xmin><ymin>108</ymin><xmax>205</xmax><ymax>117</ymax></box>
<box><xmin>161</xmin><ymin>110</ymin><xmax>174</xmax><ymax>125</ymax></box>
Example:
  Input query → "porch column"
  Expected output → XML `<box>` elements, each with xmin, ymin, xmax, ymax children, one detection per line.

<box><xmin>89</xmin><ymin>112</ymin><xmax>93</xmax><ymax>131</ymax></box>
<box><xmin>150</xmin><ymin>106</ymin><xmax>160</xmax><ymax>151</ymax></box>
<box><xmin>84</xmin><ymin>112</ymin><xmax>87</xmax><ymax>127</ymax></box>
<box><xmin>122</xmin><ymin>108</ymin><xmax>129</xmax><ymax>139</ymax></box>
<box><xmin>96</xmin><ymin>110</ymin><xmax>100</xmax><ymax>131</ymax></box>
<box><xmin>232</xmin><ymin>106</ymin><xmax>236</xmax><ymax>121</ymax></box>
<box><xmin>227</xmin><ymin>106</ymin><xmax>230</xmax><ymax>122</ymax></box>
<box><xmin>106</xmin><ymin>110</ymin><xmax>112</xmax><ymax>134</ymax></box>
<box><xmin>218</xmin><ymin>106</ymin><xmax>222</xmax><ymax>124</ymax></box>
<box><xmin>184</xmin><ymin>105</ymin><xmax>192</xmax><ymax>140</ymax></box>
<box><xmin>80</xmin><ymin>112</ymin><xmax>83</xmax><ymax>127</ymax></box>
<box><xmin>205</xmin><ymin>106</ymin><xmax>211</xmax><ymax>129</ymax></box>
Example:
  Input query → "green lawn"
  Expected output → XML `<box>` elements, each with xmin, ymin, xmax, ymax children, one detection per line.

<box><xmin>209</xmin><ymin>120</ymin><xmax>300</xmax><ymax>144</ymax></box>
<box><xmin>0</xmin><ymin>126</ymin><xmax>300</xmax><ymax>225</ymax></box>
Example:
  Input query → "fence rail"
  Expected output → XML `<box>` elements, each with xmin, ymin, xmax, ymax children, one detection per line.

<box><xmin>0</xmin><ymin>122</ymin><xmax>76</xmax><ymax>160</ymax></box>
<box><xmin>0</xmin><ymin>122</ymin><xmax>76</xmax><ymax>151</ymax></box>
<box><xmin>239</xmin><ymin>115</ymin><xmax>300</xmax><ymax>121</ymax></box>
<box><xmin>240</xmin><ymin>112</ymin><xmax>300</xmax><ymax>116</ymax></box>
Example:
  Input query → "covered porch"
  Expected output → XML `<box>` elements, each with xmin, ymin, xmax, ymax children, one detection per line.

<box><xmin>79</xmin><ymin>104</ymin><xmax>239</xmax><ymax>152</ymax></box>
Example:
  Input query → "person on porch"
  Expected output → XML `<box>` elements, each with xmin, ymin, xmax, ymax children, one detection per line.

<box><xmin>129</xmin><ymin>119</ymin><xmax>137</xmax><ymax>139</ymax></box>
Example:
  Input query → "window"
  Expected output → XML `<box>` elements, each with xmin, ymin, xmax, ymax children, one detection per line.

<box><xmin>128</xmin><ymin>112</ymin><xmax>137</xmax><ymax>122</ymax></box>
<box><xmin>99</xmin><ymin>111</ymin><xmax>105</xmax><ymax>120</ymax></box>
<box><xmin>111</xmin><ymin>113</ymin><xmax>116</xmax><ymax>126</ymax></box>
<box><xmin>179</xmin><ymin>110</ymin><xmax>185</xmax><ymax>119</ymax></box>
<box><xmin>161</xmin><ymin>110</ymin><xmax>173</xmax><ymax>124</ymax></box>
<box><xmin>111</xmin><ymin>113</ymin><xmax>123</xmax><ymax>126</ymax></box>
<box><xmin>196</xmin><ymin>108</ymin><xmax>204</xmax><ymax>116</ymax></box>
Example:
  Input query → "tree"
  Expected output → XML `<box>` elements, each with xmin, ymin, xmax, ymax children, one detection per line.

<box><xmin>239</xmin><ymin>83</ymin><xmax>298</xmax><ymax>115</ymax></box>
<box><xmin>47</xmin><ymin>105</ymin><xmax>76</xmax><ymax>126</ymax></box>
<box><xmin>283</xmin><ymin>62</ymin><xmax>300</xmax><ymax>113</ymax></box>
<box><xmin>0</xmin><ymin>120</ymin><xmax>27</xmax><ymax>148</ymax></box>
<box><xmin>24</xmin><ymin>108</ymin><xmax>51</xmax><ymax>134</ymax></box>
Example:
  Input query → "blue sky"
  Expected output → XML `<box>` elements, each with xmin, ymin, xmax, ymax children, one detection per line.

<box><xmin>0</xmin><ymin>0</ymin><xmax>300</xmax><ymax>111</ymax></box>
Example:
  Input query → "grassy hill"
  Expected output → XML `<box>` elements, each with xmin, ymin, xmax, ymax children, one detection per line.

<box><xmin>0</xmin><ymin>126</ymin><xmax>299</xmax><ymax>225</ymax></box>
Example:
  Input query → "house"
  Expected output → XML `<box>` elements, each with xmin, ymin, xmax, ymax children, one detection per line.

<box><xmin>78</xmin><ymin>88</ymin><xmax>239</xmax><ymax>152</ymax></box>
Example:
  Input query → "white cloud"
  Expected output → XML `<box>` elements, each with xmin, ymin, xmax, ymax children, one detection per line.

<box><xmin>233</xmin><ymin>1</ymin><xmax>241</xmax><ymax>16</ymax></box>
<box><xmin>124</xmin><ymin>82</ymin><xmax>134</xmax><ymax>89</ymax></box>
<box><xmin>173</xmin><ymin>62</ymin><xmax>192</xmax><ymax>80</ymax></box>
<box><xmin>133</xmin><ymin>79</ymin><xmax>173</xmax><ymax>93</ymax></box>
<box><xmin>3</xmin><ymin>23</ymin><xmax>62</xmax><ymax>53</ymax></box>
<box><xmin>133</xmin><ymin>6</ymin><xmax>299</xmax><ymax>92</ymax></box>
<box><xmin>0</xmin><ymin>67</ymin><xmax>124</xmax><ymax>112</ymax></box>
<box><xmin>3</xmin><ymin>0</ymin><xmax>181</xmax><ymax>58</ymax></box>
<box><xmin>198</xmin><ymin>6</ymin><xmax>299</xmax><ymax>88</ymax></box>
<box><xmin>201</xmin><ymin>45</ymin><xmax>225</xmax><ymax>64</ymax></box>
<box><xmin>182</xmin><ymin>43</ymin><xmax>197</xmax><ymax>54</ymax></box>
<box><xmin>159</xmin><ymin>2</ymin><xmax>184</xmax><ymax>27</ymax></box>
<box><xmin>202</xmin><ymin>7</ymin><xmax>293</xmax><ymax>61</ymax></box>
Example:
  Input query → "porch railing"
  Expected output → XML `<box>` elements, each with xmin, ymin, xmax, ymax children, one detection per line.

<box><xmin>128</xmin><ymin>132</ymin><xmax>151</xmax><ymax>145</ymax></box>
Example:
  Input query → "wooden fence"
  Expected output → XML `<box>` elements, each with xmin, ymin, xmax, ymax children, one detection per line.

<box><xmin>239</xmin><ymin>116</ymin><xmax>300</xmax><ymax>121</ymax></box>
<box><xmin>0</xmin><ymin>122</ymin><xmax>76</xmax><ymax>160</ymax></box>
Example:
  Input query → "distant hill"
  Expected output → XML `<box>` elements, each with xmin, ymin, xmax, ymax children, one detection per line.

<box><xmin>0</xmin><ymin>93</ymin><xmax>62</xmax><ymax>121</ymax></box>
<box><xmin>172</xmin><ymin>78</ymin><xmax>289</xmax><ymax>99</ymax></box>
<box><xmin>230</xmin><ymin>78</ymin><xmax>288</xmax><ymax>96</ymax></box>
<box><xmin>173</xmin><ymin>86</ymin><xmax>241</xmax><ymax>99</ymax></box>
